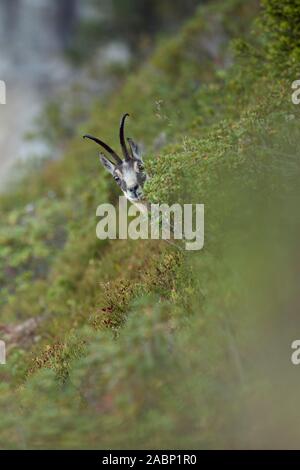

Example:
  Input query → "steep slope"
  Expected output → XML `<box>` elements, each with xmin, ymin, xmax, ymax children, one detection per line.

<box><xmin>2</xmin><ymin>0</ymin><xmax>300</xmax><ymax>449</ymax></box>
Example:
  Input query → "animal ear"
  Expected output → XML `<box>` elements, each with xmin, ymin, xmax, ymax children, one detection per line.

<box><xmin>127</xmin><ymin>138</ymin><xmax>143</xmax><ymax>161</ymax></box>
<box><xmin>99</xmin><ymin>154</ymin><xmax>115</xmax><ymax>175</ymax></box>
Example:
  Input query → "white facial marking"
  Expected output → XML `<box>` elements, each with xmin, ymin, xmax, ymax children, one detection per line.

<box><xmin>123</xmin><ymin>162</ymin><xmax>138</xmax><ymax>188</ymax></box>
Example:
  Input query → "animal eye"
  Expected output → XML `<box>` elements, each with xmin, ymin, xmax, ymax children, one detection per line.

<box><xmin>114</xmin><ymin>175</ymin><xmax>120</xmax><ymax>183</ymax></box>
<box><xmin>137</xmin><ymin>162</ymin><xmax>144</xmax><ymax>172</ymax></box>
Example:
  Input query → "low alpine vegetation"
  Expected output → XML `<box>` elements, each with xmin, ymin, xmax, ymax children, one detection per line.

<box><xmin>1</xmin><ymin>0</ymin><xmax>300</xmax><ymax>449</ymax></box>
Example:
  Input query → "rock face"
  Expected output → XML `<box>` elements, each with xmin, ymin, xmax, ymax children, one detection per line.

<box><xmin>0</xmin><ymin>0</ymin><xmax>78</xmax><ymax>188</ymax></box>
<box><xmin>0</xmin><ymin>0</ymin><xmax>77</xmax><ymax>74</ymax></box>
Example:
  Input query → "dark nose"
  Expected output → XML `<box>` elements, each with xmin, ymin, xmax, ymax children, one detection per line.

<box><xmin>131</xmin><ymin>185</ymin><xmax>139</xmax><ymax>193</ymax></box>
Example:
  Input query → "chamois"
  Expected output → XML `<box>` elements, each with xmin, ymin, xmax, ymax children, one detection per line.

<box><xmin>84</xmin><ymin>115</ymin><xmax>191</xmax><ymax>250</ymax></box>
<box><xmin>83</xmin><ymin>114</ymin><xmax>148</xmax><ymax>207</ymax></box>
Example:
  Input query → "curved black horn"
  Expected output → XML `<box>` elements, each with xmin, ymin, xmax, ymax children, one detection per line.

<box><xmin>119</xmin><ymin>113</ymin><xmax>131</xmax><ymax>161</ymax></box>
<box><xmin>83</xmin><ymin>134</ymin><xmax>122</xmax><ymax>164</ymax></box>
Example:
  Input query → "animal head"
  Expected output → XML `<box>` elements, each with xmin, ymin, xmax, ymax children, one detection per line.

<box><xmin>83</xmin><ymin>114</ymin><xmax>147</xmax><ymax>203</ymax></box>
